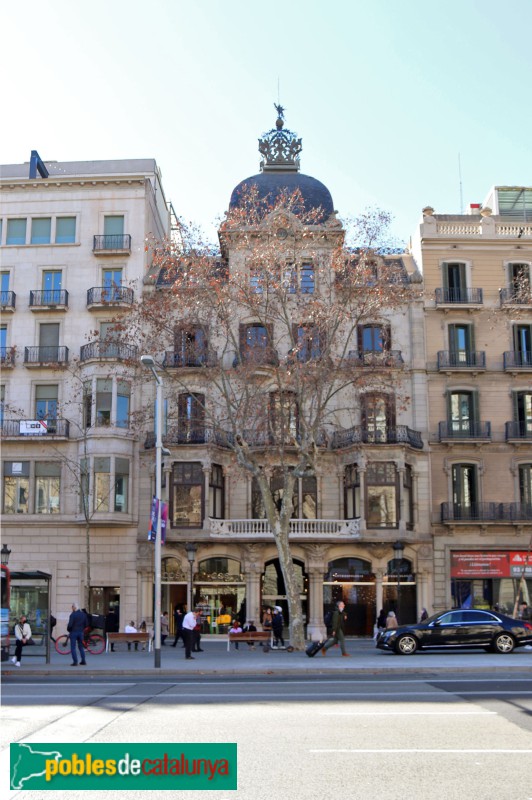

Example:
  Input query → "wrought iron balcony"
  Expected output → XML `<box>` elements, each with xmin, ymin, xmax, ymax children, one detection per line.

<box><xmin>435</xmin><ymin>287</ymin><xmax>483</xmax><ymax>305</ymax></box>
<box><xmin>503</xmin><ymin>351</ymin><xmax>532</xmax><ymax>370</ymax></box>
<box><xmin>329</xmin><ymin>424</ymin><xmax>423</xmax><ymax>450</ymax></box>
<box><xmin>29</xmin><ymin>289</ymin><xmax>69</xmax><ymax>308</ymax></box>
<box><xmin>163</xmin><ymin>349</ymin><xmax>217</xmax><ymax>368</ymax></box>
<box><xmin>0</xmin><ymin>347</ymin><xmax>15</xmax><ymax>367</ymax></box>
<box><xmin>234</xmin><ymin>347</ymin><xmax>279</xmax><ymax>368</ymax></box>
<box><xmin>209</xmin><ymin>517</ymin><xmax>361</xmax><ymax>539</ymax></box>
<box><xmin>438</xmin><ymin>421</ymin><xmax>491</xmax><ymax>440</ymax></box>
<box><xmin>437</xmin><ymin>350</ymin><xmax>486</xmax><ymax>370</ymax></box>
<box><xmin>80</xmin><ymin>341</ymin><xmax>138</xmax><ymax>362</ymax></box>
<box><xmin>441</xmin><ymin>502</ymin><xmax>532</xmax><ymax>523</ymax></box>
<box><xmin>93</xmin><ymin>234</ymin><xmax>131</xmax><ymax>253</ymax></box>
<box><xmin>24</xmin><ymin>346</ymin><xmax>69</xmax><ymax>366</ymax></box>
<box><xmin>0</xmin><ymin>418</ymin><xmax>70</xmax><ymax>438</ymax></box>
<box><xmin>346</xmin><ymin>350</ymin><xmax>404</xmax><ymax>367</ymax></box>
<box><xmin>87</xmin><ymin>286</ymin><xmax>134</xmax><ymax>307</ymax></box>
<box><xmin>505</xmin><ymin>421</ymin><xmax>532</xmax><ymax>440</ymax></box>
<box><xmin>500</xmin><ymin>287</ymin><xmax>532</xmax><ymax>306</ymax></box>
<box><xmin>0</xmin><ymin>290</ymin><xmax>16</xmax><ymax>310</ymax></box>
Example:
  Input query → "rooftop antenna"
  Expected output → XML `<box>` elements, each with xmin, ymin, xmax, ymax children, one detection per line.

<box><xmin>277</xmin><ymin>77</ymin><xmax>280</xmax><ymax>107</ymax></box>
<box><xmin>458</xmin><ymin>153</ymin><xmax>464</xmax><ymax>214</ymax></box>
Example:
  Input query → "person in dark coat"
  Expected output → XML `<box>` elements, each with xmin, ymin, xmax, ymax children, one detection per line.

<box><xmin>271</xmin><ymin>607</ymin><xmax>284</xmax><ymax>647</ymax></box>
<box><xmin>171</xmin><ymin>607</ymin><xmax>185</xmax><ymax>647</ymax></box>
<box><xmin>322</xmin><ymin>600</ymin><xmax>349</xmax><ymax>657</ymax></box>
<box><xmin>105</xmin><ymin>608</ymin><xmax>119</xmax><ymax>651</ymax></box>
<box><xmin>68</xmin><ymin>603</ymin><xmax>88</xmax><ymax>666</ymax></box>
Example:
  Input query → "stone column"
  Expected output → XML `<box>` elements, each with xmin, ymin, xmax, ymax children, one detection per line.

<box><xmin>358</xmin><ymin>464</ymin><xmax>367</xmax><ymax>534</ymax></box>
<box><xmin>375</xmin><ymin>568</ymin><xmax>384</xmax><ymax>619</ymax></box>
<box><xmin>398</xmin><ymin>463</ymin><xmax>407</xmax><ymax>534</ymax></box>
<box><xmin>307</xmin><ymin>568</ymin><xmax>325</xmax><ymax>641</ymax></box>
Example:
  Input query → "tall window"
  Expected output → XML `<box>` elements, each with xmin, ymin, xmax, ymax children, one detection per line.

<box><xmin>99</xmin><ymin>321</ymin><xmax>120</xmax><ymax>357</ymax></box>
<box><xmin>509</xmin><ymin>263</ymin><xmax>530</xmax><ymax>298</ymax></box>
<box><xmin>366</xmin><ymin>462</ymin><xmax>398</xmax><ymax>528</ymax></box>
<box><xmin>282</xmin><ymin>263</ymin><xmax>314</xmax><ymax>294</ymax></box>
<box><xmin>0</xmin><ymin>325</ymin><xmax>7</xmax><ymax>359</ymax></box>
<box><xmin>452</xmin><ymin>464</ymin><xmax>478</xmax><ymax>518</ymax></box>
<box><xmin>269</xmin><ymin>392</ymin><xmax>298</xmax><ymax>444</ymax></box>
<box><xmin>448</xmin><ymin>323</ymin><xmax>474</xmax><ymax>364</ymax></box>
<box><xmin>42</xmin><ymin>270</ymin><xmax>62</xmax><ymax>304</ymax></box>
<box><xmin>344</xmin><ymin>464</ymin><xmax>360</xmax><ymax>519</ymax></box>
<box><xmin>404</xmin><ymin>465</ymin><xmax>413</xmax><ymax>529</ymax></box>
<box><xmin>55</xmin><ymin>216</ymin><xmax>76</xmax><ymax>244</ymax></box>
<box><xmin>358</xmin><ymin>324</ymin><xmax>390</xmax><ymax>353</ymax></box>
<box><xmin>39</xmin><ymin>322</ymin><xmax>60</xmax><ymax>360</ymax></box>
<box><xmin>94</xmin><ymin>457</ymin><xmax>111</xmax><ymax>511</ymax></box>
<box><xmin>35</xmin><ymin>385</ymin><xmax>58</xmax><ymax>422</ymax></box>
<box><xmin>293</xmin><ymin>324</ymin><xmax>322</xmax><ymax>361</ymax></box>
<box><xmin>31</xmin><ymin>218</ymin><xmax>51</xmax><ymax>244</ymax></box>
<box><xmin>114</xmin><ymin>458</ymin><xmax>129</xmax><ymax>513</ymax></box>
<box><xmin>96</xmin><ymin>379</ymin><xmax>112</xmax><ymax>426</ymax></box>
<box><xmin>3</xmin><ymin>462</ymin><xmax>29</xmax><ymax>514</ymax></box>
<box><xmin>177</xmin><ymin>392</ymin><xmax>205</xmax><ymax>442</ymax></box>
<box><xmin>6</xmin><ymin>218</ymin><xmax>27</xmax><ymax>245</ymax></box>
<box><xmin>35</xmin><ymin>462</ymin><xmax>61</xmax><ymax>514</ymax></box>
<box><xmin>519</xmin><ymin>464</ymin><xmax>532</xmax><ymax>512</ymax></box>
<box><xmin>209</xmin><ymin>464</ymin><xmax>224</xmax><ymax>519</ymax></box>
<box><xmin>239</xmin><ymin>323</ymin><xmax>274</xmax><ymax>365</ymax></box>
<box><xmin>300</xmin><ymin>263</ymin><xmax>315</xmax><ymax>294</ymax></box>
<box><xmin>116</xmin><ymin>381</ymin><xmax>130</xmax><ymax>428</ymax></box>
<box><xmin>513</xmin><ymin>324</ymin><xmax>532</xmax><ymax>366</ymax></box>
<box><xmin>443</xmin><ymin>262</ymin><xmax>467</xmax><ymax>300</ymax></box>
<box><xmin>449</xmin><ymin>391</ymin><xmax>478</xmax><ymax>435</ymax></box>
<box><xmin>171</xmin><ymin>462</ymin><xmax>203</xmax><ymax>527</ymax></box>
<box><xmin>103</xmin><ymin>215</ymin><xmax>124</xmax><ymax>248</ymax></box>
<box><xmin>362</xmin><ymin>393</ymin><xmax>395</xmax><ymax>442</ymax></box>
<box><xmin>252</xmin><ymin>469</ymin><xmax>317</xmax><ymax>519</ymax></box>
<box><xmin>1</xmin><ymin>272</ymin><xmax>9</xmax><ymax>304</ymax></box>
<box><xmin>102</xmin><ymin>268</ymin><xmax>123</xmax><ymax>301</ymax></box>
<box><xmin>514</xmin><ymin>392</ymin><xmax>532</xmax><ymax>437</ymax></box>
<box><xmin>174</xmin><ymin>326</ymin><xmax>208</xmax><ymax>366</ymax></box>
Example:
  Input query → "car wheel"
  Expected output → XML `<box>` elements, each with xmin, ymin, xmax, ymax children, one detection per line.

<box><xmin>395</xmin><ymin>634</ymin><xmax>418</xmax><ymax>655</ymax></box>
<box><xmin>492</xmin><ymin>633</ymin><xmax>515</xmax><ymax>654</ymax></box>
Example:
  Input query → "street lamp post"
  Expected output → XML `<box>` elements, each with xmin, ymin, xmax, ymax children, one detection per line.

<box><xmin>141</xmin><ymin>355</ymin><xmax>169</xmax><ymax>669</ymax></box>
<box><xmin>185</xmin><ymin>542</ymin><xmax>197</xmax><ymax>612</ymax></box>
<box><xmin>393</xmin><ymin>540</ymin><xmax>404</xmax><ymax>624</ymax></box>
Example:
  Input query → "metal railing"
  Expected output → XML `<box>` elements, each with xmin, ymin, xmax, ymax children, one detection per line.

<box><xmin>24</xmin><ymin>346</ymin><xmax>69</xmax><ymax>365</ymax></box>
<box><xmin>438</xmin><ymin>421</ymin><xmax>491</xmax><ymax>440</ymax></box>
<box><xmin>29</xmin><ymin>289</ymin><xmax>69</xmax><ymax>307</ymax></box>
<box><xmin>93</xmin><ymin>234</ymin><xmax>131</xmax><ymax>252</ymax></box>
<box><xmin>1</xmin><ymin>418</ymin><xmax>70</xmax><ymax>438</ymax></box>
<box><xmin>329</xmin><ymin>424</ymin><xmax>423</xmax><ymax>449</ymax></box>
<box><xmin>80</xmin><ymin>341</ymin><xmax>138</xmax><ymax>362</ymax></box>
<box><xmin>441</xmin><ymin>502</ymin><xmax>532</xmax><ymax>522</ymax></box>
<box><xmin>503</xmin><ymin>351</ymin><xmax>532</xmax><ymax>369</ymax></box>
<box><xmin>505</xmin><ymin>421</ymin><xmax>532</xmax><ymax>439</ymax></box>
<box><xmin>0</xmin><ymin>290</ymin><xmax>16</xmax><ymax>309</ymax></box>
<box><xmin>437</xmin><ymin>350</ymin><xmax>486</xmax><ymax>370</ymax></box>
<box><xmin>435</xmin><ymin>287</ymin><xmax>483</xmax><ymax>304</ymax></box>
<box><xmin>499</xmin><ymin>287</ymin><xmax>532</xmax><ymax>305</ymax></box>
<box><xmin>163</xmin><ymin>349</ymin><xmax>218</xmax><ymax>368</ymax></box>
<box><xmin>346</xmin><ymin>350</ymin><xmax>404</xmax><ymax>367</ymax></box>
<box><xmin>0</xmin><ymin>347</ymin><xmax>15</xmax><ymax>366</ymax></box>
<box><xmin>87</xmin><ymin>286</ymin><xmax>134</xmax><ymax>305</ymax></box>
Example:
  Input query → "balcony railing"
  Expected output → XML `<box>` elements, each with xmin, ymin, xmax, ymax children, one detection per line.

<box><xmin>441</xmin><ymin>502</ymin><xmax>532</xmax><ymax>522</ymax></box>
<box><xmin>437</xmin><ymin>350</ymin><xmax>486</xmax><ymax>370</ymax></box>
<box><xmin>1</xmin><ymin>418</ymin><xmax>70</xmax><ymax>438</ymax></box>
<box><xmin>435</xmin><ymin>287</ymin><xmax>483</xmax><ymax>305</ymax></box>
<box><xmin>0</xmin><ymin>290</ymin><xmax>16</xmax><ymax>309</ymax></box>
<box><xmin>329</xmin><ymin>424</ymin><xmax>423</xmax><ymax>450</ymax></box>
<box><xmin>209</xmin><ymin>518</ymin><xmax>361</xmax><ymax>538</ymax></box>
<box><xmin>87</xmin><ymin>286</ymin><xmax>134</xmax><ymax>306</ymax></box>
<box><xmin>24</xmin><ymin>346</ymin><xmax>69</xmax><ymax>365</ymax></box>
<box><xmin>163</xmin><ymin>349</ymin><xmax>217</xmax><ymax>368</ymax></box>
<box><xmin>80</xmin><ymin>341</ymin><xmax>138</xmax><ymax>362</ymax></box>
<box><xmin>29</xmin><ymin>289</ymin><xmax>69</xmax><ymax>308</ymax></box>
<box><xmin>500</xmin><ymin>287</ymin><xmax>532</xmax><ymax>305</ymax></box>
<box><xmin>346</xmin><ymin>350</ymin><xmax>404</xmax><ymax>368</ymax></box>
<box><xmin>93</xmin><ymin>234</ymin><xmax>131</xmax><ymax>253</ymax></box>
<box><xmin>234</xmin><ymin>348</ymin><xmax>279</xmax><ymax>368</ymax></box>
<box><xmin>505</xmin><ymin>421</ymin><xmax>532</xmax><ymax>440</ymax></box>
<box><xmin>438</xmin><ymin>421</ymin><xmax>491</xmax><ymax>440</ymax></box>
<box><xmin>503</xmin><ymin>351</ymin><xmax>532</xmax><ymax>369</ymax></box>
<box><xmin>0</xmin><ymin>347</ymin><xmax>15</xmax><ymax>367</ymax></box>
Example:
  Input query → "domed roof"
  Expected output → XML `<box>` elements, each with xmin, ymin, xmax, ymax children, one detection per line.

<box><xmin>229</xmin><ymin>171</ymin><xmax>334</xmax><ymax>222</ymax></box>
<box><xmin>228</xmin><ymin>107</ymin><xmax>334</xmax><ymax>223</ymax></box>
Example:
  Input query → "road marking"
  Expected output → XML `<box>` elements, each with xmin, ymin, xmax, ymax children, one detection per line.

<box><xmin>320</xmin><ymin>710</ymin><xmax>497</xmax><ymax>716</ymax></box>
<box><xmin>310</xmin><ymin>748</ymin><xmax>532</xmax><ymax>754</ymax></box>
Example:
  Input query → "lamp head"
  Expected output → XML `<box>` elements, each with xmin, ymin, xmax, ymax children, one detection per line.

<box><xmin>185</xmin><ymin>542</ymin><xmax>197</xmax><ymax>563</ymax></box>
<box><xmin>140</xmin><ymin>354</ymin><xmax>155</xmax><ymax>368</ymax></box>
<box><xmin>1</xmin><ymin>543</ymin><xmax>11</xmax><ymax>566</ymax></box>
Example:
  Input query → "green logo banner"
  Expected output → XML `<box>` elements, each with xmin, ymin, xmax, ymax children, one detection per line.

<box><xmin>10</xmin><ymin>743</ymin><xmax>237</xmax><ymax>791</ymax></box>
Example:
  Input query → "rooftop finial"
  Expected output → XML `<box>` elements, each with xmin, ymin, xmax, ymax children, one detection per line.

<box><xmin>258</xmin><ymin>105</ymin><xmax>302</xmax><ymax>173</ymax></box>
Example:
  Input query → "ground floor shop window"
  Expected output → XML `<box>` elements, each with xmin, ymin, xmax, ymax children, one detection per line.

<box><xmin>262</xmin><ymin>558</ymin><xmax>307</xmax><ymax>627</ymax></box>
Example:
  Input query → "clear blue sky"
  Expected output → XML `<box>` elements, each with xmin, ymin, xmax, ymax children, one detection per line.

<box><xmin>2</xmin><ymin>0</ymin><xmax>531</xmax><ymax>243</ymax></box>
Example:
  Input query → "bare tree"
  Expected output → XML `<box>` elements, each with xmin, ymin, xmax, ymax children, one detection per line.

<box><xmin>124</xmin><ymin>189</ymin><xmax>418</xmax><ymax>649</ymax></box>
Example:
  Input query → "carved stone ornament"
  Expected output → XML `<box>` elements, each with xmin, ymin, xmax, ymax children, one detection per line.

<box><xmin>258</xmin><ymin>109</ymin><xmax>302</xmax><ymax>172</ymax></box>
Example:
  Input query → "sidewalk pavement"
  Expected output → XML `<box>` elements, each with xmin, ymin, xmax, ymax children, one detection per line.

<box><xmin>3</xmin><ymin>637</ymin><xmax>532</xmax><ymax>677</ymax></box>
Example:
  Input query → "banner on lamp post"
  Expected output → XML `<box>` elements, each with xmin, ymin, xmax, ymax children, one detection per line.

<box><xmin>148</xmin><ymin>498</ymin><xmax>167</xmax><ymax>544</ymax></box>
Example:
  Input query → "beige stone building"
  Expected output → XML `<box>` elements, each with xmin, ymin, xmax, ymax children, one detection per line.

<box><xmin>0</xmin><ymin>154</ymin><xmax>169</xmax><ymax>636</ymax></box>
<box><xmin>411</xmin><ymin>189</ymin><xmax>532</xmax><ymax>614</ymax></box>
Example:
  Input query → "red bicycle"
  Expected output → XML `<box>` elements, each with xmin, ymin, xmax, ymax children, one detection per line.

<box><xmin>55</xmin><ymin>627</ymin><xmax>105</xmax><ymax>655</ymax></box>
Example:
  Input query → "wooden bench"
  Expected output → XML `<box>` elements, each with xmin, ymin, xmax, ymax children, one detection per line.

<box><xmin>106</xmin><ymin>632</ymin><xmax>151</xmax><ymax>652</ymax></box>
<box><xmin>227</xmin><ymin>631</ymin><xmax>271</xmax><ymax>652</ymax></box>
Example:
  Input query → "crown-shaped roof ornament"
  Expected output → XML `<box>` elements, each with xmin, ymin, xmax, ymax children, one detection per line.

<box><xmin>258</xmin><ymin>104</ymin><xmax>302</xmax><ymax>173</ymax></box>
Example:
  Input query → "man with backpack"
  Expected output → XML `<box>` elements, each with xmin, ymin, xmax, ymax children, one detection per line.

<box><xmin>322</xmin><ymin>600</ymin><xmax>350</xmax><ymax>657</ymax></box>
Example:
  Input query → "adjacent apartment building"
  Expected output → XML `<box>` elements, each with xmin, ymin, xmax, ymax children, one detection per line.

<box><xmin>0</xmin><ymin>154</ymin><xmax>169</xmax><ymax>634</ymax></box>
<box><xmin>411</xmin><ymin>188</ymin><xmax>532</xmax><ymax>614</ymax></box>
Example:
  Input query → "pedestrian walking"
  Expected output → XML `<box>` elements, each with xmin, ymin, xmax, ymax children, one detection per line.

<box><xmin>182</xmin><ymin>609</ymin><xmax>199</xmax><ymax>660</ymax></box>
<box><xmin>272</xmin><ymin>607</ymin><xmax>284</xmax><ymax>647</ymax></box>
<box><xmin>161</xmin><ymin>611</ymin><xmax>169</xmax><ymax>645</ymax></box>
<box><xmin>11</xmin><ymin>614</ymin><xmax>32</xmax><ymax>667</ymax></box>
<box><xmin>322</xmin><ymin>600</ymin><xmax>350</xmax><ymax>657</ymax></box>
<box><xmin>68</xmin><ymin>603</ymin><xmax>88</xmax><ymax>666</ymax></box>
<box><xmin>171</xmin><ymin>607</ymin><xmax>185</xmax><ymax>647</ymax></box>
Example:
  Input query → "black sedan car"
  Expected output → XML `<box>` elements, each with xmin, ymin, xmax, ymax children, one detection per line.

<box><xmin>376</xmin><ymin>609</ymin><xmax>532</xmax><ymax>655</ymax></box>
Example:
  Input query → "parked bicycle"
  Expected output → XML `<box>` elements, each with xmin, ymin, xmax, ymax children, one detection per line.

<box><xmin>55</xmin><ymin>626</ymin><xmax>105</xmax><ymax>656</ymax></box>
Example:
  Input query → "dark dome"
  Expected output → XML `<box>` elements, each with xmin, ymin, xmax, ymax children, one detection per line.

<box><xmin>229</xmin><ymin>171</ymin><xmax>334</xmax><ymax>223</ymax></box>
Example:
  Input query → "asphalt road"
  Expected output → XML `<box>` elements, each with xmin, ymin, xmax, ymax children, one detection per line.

<box><xmin>3</xmin><ymin>672</ymin><xmax>532</xmax><ymax>800</ymax></box>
